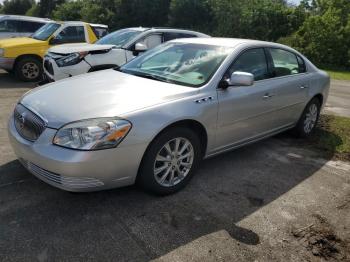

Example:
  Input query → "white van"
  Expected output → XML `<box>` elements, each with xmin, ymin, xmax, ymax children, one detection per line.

<box><xmin>0</xmin><ymin>15</ymin><xmax>51</xmax><ymax>39</ymax></box>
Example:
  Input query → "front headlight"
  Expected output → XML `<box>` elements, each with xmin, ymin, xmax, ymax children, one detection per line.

<box><xmin>53</xmin><ymin>118</ymin><xmax>132</xmax><ymax>150</ymax></box>
<box><xmin>56</xmin><ymin>52</ymin><xmax>87</xmax><ymax>67</ymax></box>
<box><xmin>0</xmin><ymin>48</ymin><xmax>4</xmax><ymax>57</ymax></box>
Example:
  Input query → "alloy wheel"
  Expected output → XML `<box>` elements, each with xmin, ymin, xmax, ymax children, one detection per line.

<box><xmin>303</xmin><ymin>103</ymin><xmax>318</xmax><ymax>133</ymax></box>
<box><xmin>153</xmin><ymin>137</ymin><xmax>194</xmax><ymax>187</ymax></box>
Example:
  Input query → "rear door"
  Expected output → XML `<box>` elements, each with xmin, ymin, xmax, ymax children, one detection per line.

<box><xmin>265</xmin><ymin>48</ymin><xmax>309</xmax><ymax>126</ymax></box>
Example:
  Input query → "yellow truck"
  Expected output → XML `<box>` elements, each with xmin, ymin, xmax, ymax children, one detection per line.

<box><xmin>0</xmin><ymin>21</ymin><xmax>108</xmax><ymax>81</ymax></box>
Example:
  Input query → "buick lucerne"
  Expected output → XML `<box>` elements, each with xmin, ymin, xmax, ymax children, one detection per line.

<box><xmin>8</xmin><ymin>38</ymin><xmax>330</xmax><ymax>195</ymax></box>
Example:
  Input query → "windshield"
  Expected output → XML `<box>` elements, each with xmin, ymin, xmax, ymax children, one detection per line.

<box><xmin>32</xmin><ymin>23</ymin><xmax>60</xmax><ymax>41</ymax></box>
<box><xmin>96</xmin><ymin>29</ymin><xmax>142</xmax><ymax>47</ymax></box>
<box><xmin>120</xmin><ymin>43</ymin><xmax>233</xmax><ymax>87</ymax></box>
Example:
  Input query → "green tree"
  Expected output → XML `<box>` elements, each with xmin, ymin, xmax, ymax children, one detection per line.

<box><xmin>168</xmin><ymin>0</ymin><xmax>214</xmax><ymax>33</ymax></box>
<box><xmin>25</xmin><ymin>2</ymin><xmax>40</xmax><ymax>16</ymax></box>
<box><xmin>1</xmin><ymin>0</ymin><xmax>34</xmax><ymax>15</ymax></box>
<box><xmin>52</xmin><ymin>0</ymin><xmax>85</xmax><ymax>21</ymax></box>
<box><xmin>38</xmin><ymin>0</ymin><xmax>66</xmax><ymax>18</ymax></box>
<box><xmin>292</xmin><ymin>7</ymin><xmax>350</xmax><ymax>67</ymax></box>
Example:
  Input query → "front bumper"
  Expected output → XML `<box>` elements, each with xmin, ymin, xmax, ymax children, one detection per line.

<box><xmin>43</xmin><ymin>57</ymin><xmax>91</xmax><ymax>82</ymax></box>
<box><xmin>8</xmin><ymin>115</ymin><xmax>146</xmax><ymax>192</ymax></box>
<box><xmin>0</xmin><ymin>57</ymin><xmax>15</xmax><ymax>70</ymax></box>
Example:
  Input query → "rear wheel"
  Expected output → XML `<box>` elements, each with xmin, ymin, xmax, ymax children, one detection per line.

<box><xmin>293</xmin><ymin>98</ymin><xmax>321</xmax><ymax>138</ymax></box>
<box><xmin>15</xmin><ymin>57</ymin><xmax>43</xmax><ymax>82</ymax></box>
<box><xmin>137</xmin><ymin>127</ymin><xmax>202</xmax><ymax>195</ymax></box>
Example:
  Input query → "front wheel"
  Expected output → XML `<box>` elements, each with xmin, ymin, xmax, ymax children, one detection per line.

<box><xmin>137</xmin><ymin>127</ymin><xmax>202</xmax><ymax>195</ymax></box>
<box><xmin>15</xmin><ymin>57</ymin><xmax>43</xmax><ymax>82</ymax></box>
<box><xmin>293</xmin><ymin>98</ymin><xmax>321</xmax><ymax>138</ymax></box>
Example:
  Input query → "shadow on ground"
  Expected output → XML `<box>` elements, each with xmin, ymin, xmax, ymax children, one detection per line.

<box><xmin>0</xmin><ymin>130</ymin><xmax>342</xmax><ymax>261</ymax></box>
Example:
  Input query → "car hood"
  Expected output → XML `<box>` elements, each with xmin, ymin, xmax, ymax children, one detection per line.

<box><xmin>21</xmin><ymin>69</ymin><xmax>198</xmax><ymax>129</ymax></box>
<box><xmin>0</xmin><ymin>37</ymin><xmax>45</xmax><ymax>48</ymax></box>
<box><xmin>48</xmin><ymin>43</ymin><xmax>115</xmax><ymax>54</ymax></box>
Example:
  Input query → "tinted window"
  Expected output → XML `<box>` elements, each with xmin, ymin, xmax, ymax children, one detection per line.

<box><xmin>228</xmin><ymin>48</ymin><xmax>269</xmax><ymax>81</ymax></box>
<box><xmin>19</xmin><ymin>21</ymin><xmax>45</xmax><ymax>33</ymax></box>
<box><xmin>56</xmin><ymin>26</ymin><xmax>85</xmax><ymax>43</ymax></box>
<box><xmin>96</xmin><ymin>29</ymin><xmax>141</xmax><ymax>47</ymax></box>
<box><xmin>163</xmin><ymin>32</ymin><xmax>197</xmax><ymax>42</ymax></box>
<box><xmin>0</xmin><ymin>19</ymin><xmax>19</xmax><ymax>32</ymax></box>
<box><xmin>32</xmin><ymin>23</ymin><xmax>60</xmax><ymax>41</ymax></box>
<box><xmin>269</xmin><ymin>48</ymin><xmax>300</xmax><ymax>77</ymax></box>
<box><xmin>297</xmin><ymin>55</ymin><xmax>307</xmax><ymax>73</ymax></box>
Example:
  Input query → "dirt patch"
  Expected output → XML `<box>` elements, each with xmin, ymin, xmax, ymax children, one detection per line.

<box><xmin>291</xmin><ymin>214</ymin><xmax>349</xmax><ymax>260</ymax></box>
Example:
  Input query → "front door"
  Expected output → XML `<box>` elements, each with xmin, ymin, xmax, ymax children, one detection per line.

<box><xmin>215</xmin><ymin>48</ymin><xmax>280</xmax><ymax>151</ymax></box>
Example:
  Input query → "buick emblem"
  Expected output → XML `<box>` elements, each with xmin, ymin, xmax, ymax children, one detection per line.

<box><xmin>18</xmin><ymin>112</ymin><xmax>26</xmax><ymax>129</ymax></box>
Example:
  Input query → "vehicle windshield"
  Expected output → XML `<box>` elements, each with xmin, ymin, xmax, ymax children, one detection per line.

<box><xmin>120</xmin><ymin>43</ymin><xmax>233</xmax><ymax>87</ymax></box>
<box><xmin>96</xmin><ymin>29</ymin><xmax>143</xmax><ymax>47</ymax></box>
<box><xmin>32</xmin><ymin>23</ymin><xmax>60</xmax><ymax>41</ymax></box>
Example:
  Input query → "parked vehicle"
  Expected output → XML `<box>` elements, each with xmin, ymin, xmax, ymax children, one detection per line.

<box><xmin>43</xmin><ymin>27</ymin><xmax>209</xmax><ymax>82</ymax></box>
<box><xmin>0</xmin><ymin>15</ymin><xmax>51</xmax><ymax>39</ymax></box>
<box><xmin>8</xmin><ymin>38</ymin><xmax>330</xmax><ymax>194</ymax></box>
<box><xmin>0</xmin><ymin>21</ymin><xmax>108</xmax><ymax>82</ymax></box>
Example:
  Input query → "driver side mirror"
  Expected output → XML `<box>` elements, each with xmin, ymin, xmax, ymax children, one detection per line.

<box><xmin>135</xmin><ymin>42</ymin><xmax>148</xmax><ymax>52</ymax></box>
<box><xmin>219</xmin><ymin>71</ymin><xmax>254</xmax><ymax>89</ymax></box>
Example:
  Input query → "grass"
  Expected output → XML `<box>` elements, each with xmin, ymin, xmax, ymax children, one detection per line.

<box><xmin>323</xmin><ymin>68</ymin><xmax>350</xmax><ymax>81</ymax></box>
<box><xmin>309</xmin><ymin>115</ymin><xmax>350</xmax><ymax>161</ymax></box>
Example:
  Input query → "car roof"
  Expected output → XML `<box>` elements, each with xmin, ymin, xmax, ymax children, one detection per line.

<box><xmin>0</xmin><ymin>15</ymin><xmax>51</xmax><ymax>23</ymax></box>
<box><xmin>56</xmin><ymin>21</ymin><xmax>108</xmax><ymax>27</ymax></box>
<box><xmin>170</xmin><ymin>37</ymin><xmax>296</xmax><ymax>50</ymax></box>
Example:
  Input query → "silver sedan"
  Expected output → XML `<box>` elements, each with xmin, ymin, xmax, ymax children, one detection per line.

<box><xmin>8</xmin><ymin>38</ymin><xmax>330</xmax><ymax>194</ymax></box>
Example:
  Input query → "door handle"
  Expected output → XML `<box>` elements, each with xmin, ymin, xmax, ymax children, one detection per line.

<box><xmin>300</xmin><ymin>85</ymin><xmax>309</xmax><ymax>89</ymax></box>
<box><xmin>263</xmin><ymin>93</ymin><xmax>275</xmax><ymax>99</ymax></box>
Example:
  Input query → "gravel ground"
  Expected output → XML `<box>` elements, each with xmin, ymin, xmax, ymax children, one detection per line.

<box><xmin>0</xmin><ymin>70</ymin><xmax>349</xmax><ymax>261</ymax></box>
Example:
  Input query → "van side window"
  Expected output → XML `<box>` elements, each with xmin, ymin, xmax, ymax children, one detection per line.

<box><xmin>269</xmin><ymin>48</ymin><xmax>300</xmax><ymax>77</ymax></box>
<box><xmin>228</xmin><ymin>48</ymin><xmax>269</xmax><ymax>81</ymax></box>
<box><xmin>19</xmin><ymin>21</ymin><xmax>45</xmax><ymax>33</ymax></box>
<box><xmin>0</xmin><ymin>20</ymin><xmax>19</xmax><ymax>32</ymax></box>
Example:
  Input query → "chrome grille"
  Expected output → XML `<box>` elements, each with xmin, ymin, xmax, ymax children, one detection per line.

<box><xmin>20</xmin><ymin>159</ymin><xmax>104</xmax><ymax>189</ymax></box>
<box><xmin>14</xmin><ymin>104</ymin><xmax>46</xmax><ymax>142</ymax></box>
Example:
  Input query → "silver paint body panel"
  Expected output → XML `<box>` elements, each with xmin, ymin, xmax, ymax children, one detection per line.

<box><xmin>8</xmin><ymin>38</ymin><xmax>330</xmax><ymax>191</ymax></box>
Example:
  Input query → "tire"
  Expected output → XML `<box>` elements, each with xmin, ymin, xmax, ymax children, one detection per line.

<box><xmin>137</xmin><ymin>127</ymin><xmax>202</xmax><ymax>195</ymax></box>
<box><xmin>15</xmin><ymin>57</ymin><xmax>43</xmax><ymax>82</ymax></box>
<box><xmin>293</xmin><ymin>98</ymin><xmax>321</xmax><ymax>138</ymax></box>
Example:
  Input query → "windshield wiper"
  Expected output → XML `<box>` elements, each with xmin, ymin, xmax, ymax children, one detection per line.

<box><xmin>128</xmin><ymin>71</ymin><xmax>172</xmax><ymax>83</ymax></box>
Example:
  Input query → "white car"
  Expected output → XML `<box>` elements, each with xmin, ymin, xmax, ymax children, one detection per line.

<box><xmin>43</xmin><ymin>27</ymin><xmax>209</xmax><ymax>81</ymax></box>
<box><xmin>0</xmin><ymin>15</ymin><xmax>51</xmax><ymax>39</ymax></box>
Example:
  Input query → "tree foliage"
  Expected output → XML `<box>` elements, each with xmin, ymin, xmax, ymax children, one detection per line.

<box><xmin>1</xmin><ymin>0</ymin><xmax>34</xmax><ymax>15</ymax></box>
<box><xmin>0</xmin><ymin>0</ymin><xmax>349</xmax><ymax>68</ymax></box>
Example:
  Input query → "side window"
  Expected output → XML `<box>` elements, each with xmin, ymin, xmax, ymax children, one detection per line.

<box><xmin>56</xmin><ymin>26</ymin><xmax>85</xmax><ymax>43</ymax></box>
<box><xmin>19</xmin><ymin>21</ymin><xmax>45</xmax><ymax>33</ymax></box>
<box><xmin>163</xmin><ymin>32</ymin><xmax>197</xmax><ymax>42</ymax></box>
<box><xmin>297</xmin><ymin>55</ymin><xmax>307</xmax><ymax>73</ymax></box>
<box><xmin>269</xmin><ymin>48</ymin><xmax>300</xmax><ymax>77</ymax></box>
<box><xmin>0</xmin><ymin>19</ymin><xmax>19</xmax><ymax>32</ymax></box>
<box><xmin>142</xmin><ymin>34</ymin><xmax>162</xmax><ymax>49</ymax></box>
<box><xmin>228</xmin><ymin>48</ymin><xmax>269</xmax><ymax>81</ymax></box>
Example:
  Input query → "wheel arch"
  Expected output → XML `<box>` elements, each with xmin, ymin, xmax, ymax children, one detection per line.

<box><xmin>137</xmin><ymin>118</ymin><xmax>208</xmax><ymax>173</ymax></box>
<box><xmin>14</xmin><ymin>54</ymin><xmax>43</xmax><ymax>68</ymax></box>
<box><xmin>312</xmin><ymin>93</ymin><xmax>324</xmax><ymax>107</ymax></box>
